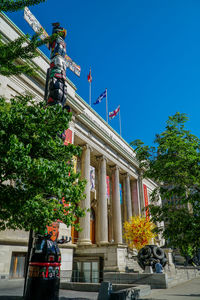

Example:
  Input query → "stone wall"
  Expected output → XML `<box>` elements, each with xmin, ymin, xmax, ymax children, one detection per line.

<box><xmin>104</xmin><ymin>268</ymin><xmax>200</xmax><ymax>289</ymax></box>
<box><xmin>0</xmin><ymin>245</ymin><xmax>27</xmax><ymax>279</ymax></box>
<box><xmin>75</xmin><ymin>244</ymin><xmax>127</xmax><ymax>273</ymax></box>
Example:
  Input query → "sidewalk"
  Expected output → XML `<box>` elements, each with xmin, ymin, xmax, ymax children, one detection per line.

<box><xmin>0</xmin><ymin>277</ymin><xmax>200</xmax><ymax>300</ymax></box>
<box><xmin>141</xmin><ymin>277</ymin><xmax>200</xmax><ymax>300</ymax></box>
<box><xmin>0</xmin><ymin>279</ymin><xmax>98</xmax><ymax>300</ymax></box>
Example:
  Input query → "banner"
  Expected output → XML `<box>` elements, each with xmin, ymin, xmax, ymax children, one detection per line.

<box><xmin>64</xmin><ymin>128</ymin><xmax>73</xmax><ymax>145</ymax></box>
<box><xmin>143</xmin><ymin>184</ymin><xmax>149</xmax><ymax>219</ymax></box>
<box><xmin>90</xmin><ymin>166</ymin><xmax>95</xmax><ymax>190</ymax></box>
<box><xmin>72</xmin><ymin>156</ymin><xmax>77</xmax><ymax>173</ymax></box>
<box><xmin>119</xmin><ymin>183</ymin><xmax>123</xmax><ymax>204</ymax></box>
<box><xmin>106</xmin><ymin>176</ymin><xmax>110</xmax><ymax>199</ymax></box>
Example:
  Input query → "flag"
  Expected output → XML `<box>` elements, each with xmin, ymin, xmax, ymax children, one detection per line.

<box><xmin>87</xmin><ymin>68</ymin><xmax>92</xmax><ymax>83</ymax></box>
<box><xmin>93</xmin><ymin>90</ymin><xmax>106</xmax><ymax>105</ymax></box>
<box><xmin>109</xmin><ymin>105</ymin><xmax>120</xmax><ymax>119</ymax></box>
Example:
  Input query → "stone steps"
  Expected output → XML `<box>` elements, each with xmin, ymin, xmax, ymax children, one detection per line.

<box><xmin>60</xmin><ymin>282</ymin><xmax>151</xmax><ymax>298</ymax></box>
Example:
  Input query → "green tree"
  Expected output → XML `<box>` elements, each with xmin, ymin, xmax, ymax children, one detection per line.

<box><xmin>131</xmin><ymin>112</ymin><xmax>200</xmax><ymax>259</ymax></box>
<box><xmin>0</xmin><ymin>0</ymin><xmax>46</xmax><ymax>12</ymax></box>
<box><xmin>0</xmin><ymin>95</ymin><xmax>85</xmax><ymax>232</ymax></box>
<box><xmin>0</xmin><ymin>0</ymin><xmax>50</xmax><ymax>76</ymax></box>
<box><xmin>0</xmin><ymin>32</ymin><xmax>51</xmax><ymax>76</ymax></box>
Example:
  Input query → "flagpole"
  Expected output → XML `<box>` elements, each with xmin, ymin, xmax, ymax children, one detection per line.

<box><xmin>106</xmin><ymin>88</ymin><xmax>108</xmax><ymax>123</ymax></box>
<box><xmin>89</xmin><ymin>67</ymin><xmax>91</xmax><ymax>106</ymax></box>
<box><xmin>119</xmin><ymin>106</ymin><xmax>121</xmax><ymax>136</ymax></box>
<box><xmin>89</xmin><ymin>81</ymin><xmax>91</xmax><ymax>106</ymax></box>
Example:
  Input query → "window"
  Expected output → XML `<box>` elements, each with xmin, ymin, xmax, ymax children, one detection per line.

<box><xmin>9</xmin><ymin>252</ymin><xmax>26</xmax><ymax>278</ymax></box>
<box><xmin>72</xmin><ymin>259</ymin><xmax>100</xmax><ymax>283</ymax></box>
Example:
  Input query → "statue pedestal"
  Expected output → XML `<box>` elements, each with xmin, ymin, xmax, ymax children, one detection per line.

<box><xmin>144</xmin><ymin>266</ymin><xmax>153</xmax><ymax>273</ymax></box>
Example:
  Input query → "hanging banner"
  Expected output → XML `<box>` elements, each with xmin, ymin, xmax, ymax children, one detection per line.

<box><xmin>72</xmin><ymin>156</ymin><xmax>77</xmax><ymax>174</ymax></box>
<box><xmin>143</xmin><ymin>184</ymin><xmax>149</xmax><ymax>219</ymax></box>
<box><xmin>90</xmin><ymin>166</ymin><xmax>95</xmax><ymax>191</ymax></box>
<box><xmin>119</xmin><ymin>183</ymin><xmax>123</xmax><ymax>204</ymax></box>
<box><xmin>106</xmin><ymin>176</ymin><xmax>110</xmax><ymax>199</ymax></box>
<box><xmin>64</xmin><ymin>128</ymin><xmax>73</xmax><ymax>145</ymax></box>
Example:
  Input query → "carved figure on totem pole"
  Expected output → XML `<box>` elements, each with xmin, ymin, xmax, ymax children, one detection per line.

<box><xmin>44</xmin><ymin>23</ymin><xmax>68</xmax><ymax>107</ymax></box>
<box><xmin>24</xmin><ymin>7</ymin><xmax>81</xmax><ymax>106</ymax></box>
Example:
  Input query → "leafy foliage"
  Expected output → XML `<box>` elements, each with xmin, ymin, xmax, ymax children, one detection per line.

<box><xmin>0</xmin><ymin>95</ymin><xmax>85</xmax><ymax>232</ymax></box>
<box><xmin>123</xmin><ymin>216</ymin><xmax>157</xmax><ymax>250</ymax></box>
<box><xmin>0</xmin><ymin>0</ymin><xmax>51</xmax><ymax>77</ymax></box>
<box><xmin>0</xmin><ymin>31</ymin><xmax>52</xmax><ymax>76</ymax></box>
<box><xmin>131</xmin><ymin>112</ymin><xmax>200</xmax><ymax>257</ymax></box>
<box><xmin>0</xmin><ymin>0</ymin><xmax>46</xmax><ymax>12</ymax></box>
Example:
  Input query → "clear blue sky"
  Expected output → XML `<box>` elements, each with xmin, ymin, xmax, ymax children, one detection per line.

<box><xmin>5</xmin><ymin>0</ymin><xmax>200</xmax><ymax>146</ymax></box>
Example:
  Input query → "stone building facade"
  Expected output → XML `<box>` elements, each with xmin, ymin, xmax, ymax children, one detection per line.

<box><xmin>0</xmin><ymin>12</ymin><xmax>163</xmax><ymax>282</ymax></box>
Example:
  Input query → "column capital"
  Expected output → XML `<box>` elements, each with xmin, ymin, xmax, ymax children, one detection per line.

<box><xmin>96</xmin><ymin>155</ymin><xmax>108</xmax><ymax>163</ymax></box>
<box><xmin>138</xmin><ymin>168</ymin><xmax>144</xmax><ymax>177</ymax></box>
<box><xmin>110</xmin><ymin>165</ymin><xmax>120</xmax><ymax>172</ymax></box>
<box><xmin>81</xmin><ymin>144</ymin><xmax>93</xmax><ymax>152</ymax></box>
<box><xmin>122</xmin><ymin>172</ymin><xmax>130</xmax><ymax>179</ymax></box>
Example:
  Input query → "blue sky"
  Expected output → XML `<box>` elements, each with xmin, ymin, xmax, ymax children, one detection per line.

<box><xmin>5</xmin><ymin>0</ymin><xmax>200</xmax><ymax>147</ymax></box>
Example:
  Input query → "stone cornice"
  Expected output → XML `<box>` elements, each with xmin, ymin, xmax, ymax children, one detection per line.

<box><xmin>75</xmin><ymin>93</ymin><xmax>138</xmax><ymax>160</ymax></box>
<box><xmin>67</xmin><ymin>94</ymin><xmax>85</xmax><ymax>115</ymax></box>
<box><xmin>0</xmin><ymin>238</ymin><xmax>28</xmax><ymax>246</ymax></box>
<box><xmin>77</xmin><ymin>113</ymin><xmax>139</xmax><ymax>170</ymax></box>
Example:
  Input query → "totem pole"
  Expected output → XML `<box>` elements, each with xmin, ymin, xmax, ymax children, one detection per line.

<box><xmin>24</xmin><ymin>7</ymin><xmax>81</xmax><ymax>107</ymax></box>
<box><xmin>23</xmin><ymin>8</ymin><xmax>80</xmax><ymax>299</ymax></box>
<box><xmin>44</xmin><ymin>22</ymin><xmax>67</xmax><ymax>107</ymax></box>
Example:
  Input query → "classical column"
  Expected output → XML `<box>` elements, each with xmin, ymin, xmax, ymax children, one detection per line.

<box><xmin>98</xmin><ymin>156</ymin><xmax>108</xmax><ymax>245</ymax></box>
<box><xmin>78</xmin><ymin>144</ymin><xmax>91</xmax><ymax>245</ymax></box>
<box><xmin>131</xmin><ymin>180</ymin><xmax>140</xmax><ymax>216</ymax></box>
<box><xmin>124</xmin><ymin>173</ymin><xmax>132</xmax><ymax>221</ymax></box>
<box><xmin>112</xmin><ymin>166</ymin><xmax>122</xmax><ymax>244</ymax></box>
<box><xmin>138</xmin><ymin>172</ymin><xmax>145</xmax><ymax>216</ymax></box>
